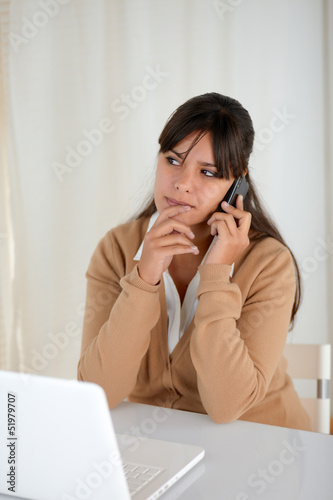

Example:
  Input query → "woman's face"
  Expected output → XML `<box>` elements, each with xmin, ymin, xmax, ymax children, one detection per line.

<box><xmin>154</xmin><ymin>132</ymin><xmax>235</xmax><ymax>227</ymax></box>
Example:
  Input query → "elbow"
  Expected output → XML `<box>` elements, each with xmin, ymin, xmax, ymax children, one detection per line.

<box><xmin>77</xmin><ymin>355</ymin><xmax>91</xmax><ymax>382</ymax></box>
<box><xmin>207</xmin><ymin>410</ymin><xmax>237</xmax><ymax>424</ymax></box>
<box><xmin>205</xmin><ymin>403</ymin><xmax>246</xmax><ymax>424</ymax></box>
<box><xmin>202</xmin><ymin>375</ymin><xmax>268</xmax><ymax>424</ymax></box>
<box><xmin>77</xmin><ymin>361</ymin><xmax>86</xmax><ymax>382</ymax></box>
<box><xmin>77</xmin><ymin>354</ymin><xmax>134</xmax><ymax>410</ymax></box>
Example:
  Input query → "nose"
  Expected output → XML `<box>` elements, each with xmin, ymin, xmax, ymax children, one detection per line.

<box><xmin>174</xmin><ymin>165</ymin><xmax>193</xmax><ymax>193</ymax></box>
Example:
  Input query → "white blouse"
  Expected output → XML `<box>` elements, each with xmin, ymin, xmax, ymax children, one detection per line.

<box><xmin>134</xmin><ymin>212</ymin><xmax>234</xmax><ymax>354</ymax></box>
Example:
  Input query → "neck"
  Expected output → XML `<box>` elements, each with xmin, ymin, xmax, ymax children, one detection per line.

<box><xmin>190</xmin><ymin>220</ymin><xmax>213</xmax><ymax>254</ymax></box>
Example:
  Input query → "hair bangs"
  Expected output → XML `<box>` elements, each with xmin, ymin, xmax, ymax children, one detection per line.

<box><xmin>158</xmin><ymin>108</ymin><xmax>212</xmax><ymax>153</ymax></box>
<box><xmin>211</xmin><ymin>112</ymin><xmax>246</xmax><ymax>180</ymax></box>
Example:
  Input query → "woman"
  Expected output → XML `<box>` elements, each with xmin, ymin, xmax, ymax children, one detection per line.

<box><xmin>78</xmin><ymin>92</ymin><xmax>310</xmax><ymax>431</ymax></box>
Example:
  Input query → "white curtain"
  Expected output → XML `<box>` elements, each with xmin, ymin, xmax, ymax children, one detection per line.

<box><xmin>0</xmin><ymin>0</ymin><xmax>332</xmax><ymax>397</ymax></box>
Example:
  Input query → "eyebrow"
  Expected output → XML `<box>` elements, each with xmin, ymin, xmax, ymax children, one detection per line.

<box><xmin>199</xmin><ymin>161</ymin><xmax>217</xmax><ymax>168</ymax></box>
<box><xmin>170</xmin><ymin>149</ymin><xmax>184</xmax><ymax>159</ymax></box>
<box><xmin>170</xmin><ymin>149</ymin><xmax>217</xmax><ymax>168</ymax></box>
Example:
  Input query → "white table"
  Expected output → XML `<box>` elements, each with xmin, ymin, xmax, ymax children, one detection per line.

<box><xmin>111</xmin><ymin>401</ymin><xmax>333</xmax><ymax>500</ymax></box>
<box><xmin>1</xmin><ymin>400</ymin><xmax>332</xmax><ymax>500</ymax></box>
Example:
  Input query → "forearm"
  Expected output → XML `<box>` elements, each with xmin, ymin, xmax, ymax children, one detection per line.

<box><xmin>190</xmin><ymin>258</ymin><xmax>295</xmax><ymax>423</ymax></box>
<box><xmin>78</xmin><ymin>265</ymin><xmax>161</xmax><ymax>408</ymax></box>
<box><xmin>191</xmin><ymin>309</ymin><xmax>266</xmax><ymax>423</ymax></box>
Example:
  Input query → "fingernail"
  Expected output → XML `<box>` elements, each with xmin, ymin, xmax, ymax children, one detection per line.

<box><xmin>182</xmin><ymin>205</ymin><xmax>191</xmax><ymax>211</ymax></box>
<box><xmin>222</xmin><ymin>201</ymin><xmax>229</xmax><ymax>207</ymax></box>
<box><xmin>190</xmin><ymin>231</ymin><xmax>195</xmax><ymax>238</ymax></box>
<box><xmin>191</xmin><ymin>245</ymin><xmax>199</xmax><ymax>252</ymax></box>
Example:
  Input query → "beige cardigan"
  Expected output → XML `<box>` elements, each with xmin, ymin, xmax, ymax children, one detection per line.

<box><xmin>77</xmin><ymin>216</ymin><xmax>311</xmax><ymax>431</ymax></box>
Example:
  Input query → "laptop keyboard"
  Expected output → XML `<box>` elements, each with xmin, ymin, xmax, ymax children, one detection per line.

<box><xmin>123</xmin><ymin>460</ymin><xmax>164</xmax><ymax>496</ymax></box>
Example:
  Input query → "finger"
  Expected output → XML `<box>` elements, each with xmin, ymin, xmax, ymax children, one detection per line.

<box><xmin>220</xmin><ymin>200</ymin><xmax>251</xmax><ymax>231</ymax></box>
<box><xmin>220</xmin><ymin>201</ymin><xmax>244</xmax><ymax>218</ymax></box>
<box><xmin>208</xmin><ymin>205</ymin><xmax>250</xmax><ymax>235</ymax></box>
<box><xmin>207</xmin><ymin>212</ymin><xmax>234</xmax><ymax>229</ymax></box>
<box><xmin>209</xmin><ymin>216</ymin><xmax>235</xmax><ymax>237</ymax></box>
<box><xmin>155</xmin><ymin>241</ymin><xmax>199</xmax><ymax>256</ymax></box>
<box><xmin>165</xmin><ymin>245</ymin><xmax>200</xmax><ymax>256</ymax></box>
<box><xmin>157</xmin><ymin>233</ymin><xmax>197</xmax><ymax>249</ymax></box>
<box><xmin>158</xmin><ymin>204</ymin><xmax>192</xmax><ymax>222</ymax></box>
<box><xmin>235</xmin><ymin>194</ymin><xmax>244</xmax><ymax>211</ymax></box>
<box><xmin>209</xmin><ymin>220</ymin><xmax>223</xmax><ymax>236</ymax></box>
<box><xmin>152</xmin><ymin>205</ymin><xmax>193</xmax><ymax>233</ymax></box>
<box><xmin>151</xmin><ymin>218</ymin><xmax>195</xmax><ymax>240</ymax></box>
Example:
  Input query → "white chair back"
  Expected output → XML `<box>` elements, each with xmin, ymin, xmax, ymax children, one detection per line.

<box><xmin>283</xmin><ymin>343</ymin><xmax>331</xmax><ymax>434</ymax></box>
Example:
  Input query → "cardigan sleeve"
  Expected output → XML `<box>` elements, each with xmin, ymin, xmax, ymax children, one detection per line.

<box><xmin>77</xmin><ymin>231</ymin><xmax>161</xmax><ymax>408</ymax></box>
<box><xmin>190</xmin><ymin>241</ymin><xmax>296</xmax><ymax>423</ymax></box>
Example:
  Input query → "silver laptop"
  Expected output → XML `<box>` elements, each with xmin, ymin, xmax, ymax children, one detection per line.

<box><xmin>0</xmin><ymin>370</ymin><xmax>204</xmax><ymax>500</ymax></box>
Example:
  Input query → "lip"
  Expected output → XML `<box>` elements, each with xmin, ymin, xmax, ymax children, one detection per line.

<box><xmin>166</xmin><ymin>197</ymin><xmax>193</xmax><ymax>208</ymax></box>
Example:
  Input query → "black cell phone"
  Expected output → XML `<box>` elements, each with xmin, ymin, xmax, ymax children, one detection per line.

<box><xmin>218</xmin><ymin>174</ymin><xmax>249</xmax><ymax>212</ymax></box>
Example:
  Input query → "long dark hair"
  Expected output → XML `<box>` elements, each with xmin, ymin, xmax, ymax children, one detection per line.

<box><xmin>135</xmin><ymin>92</ymin><xmax>301</xmax><ymax>326</ymax></box>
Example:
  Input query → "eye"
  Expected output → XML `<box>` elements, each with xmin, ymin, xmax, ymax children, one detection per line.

<box><xmin>166</xmin><ymin>156</ymin><xmax>181</xmax><ymax>166</ymax></box>
<box><xmin>201</xmin><ymin>169</ymin><xmax>217</xmax><ymax>178</ymax></box>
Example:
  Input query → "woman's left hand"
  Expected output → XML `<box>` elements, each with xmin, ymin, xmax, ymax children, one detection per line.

<box><xmin>204</xmin><ymin>195</ymin><xmax>251</xmax><ymax>265</ymax></box>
